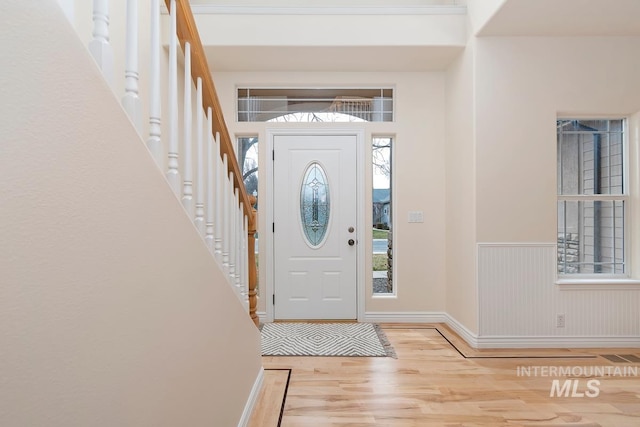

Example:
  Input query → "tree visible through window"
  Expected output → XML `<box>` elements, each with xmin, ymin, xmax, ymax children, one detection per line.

<box><xmin>557</xmin><ymin>119</ymin><xmax>627</xmax><ymax>275</ymax></box>
<box><xmin>373</xmin><ymin>137</ymin><xmax>393</xmax><ymax>293</ymax></box>
<box><xmin>238</xmin><ymin>137</ymin><xmax>258</xmax><ymax>198</ymax></box>
<box><xmin>238</xmin><ymin>137</ymin><xmax>259</xmax><ymax>291</ymax></box>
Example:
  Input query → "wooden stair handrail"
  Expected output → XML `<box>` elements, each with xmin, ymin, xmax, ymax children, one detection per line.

<box><xmin>166</xmin><ymin>0</ymin><xmax>259</xmax><ymax>326</ymax></box>
<box><xmin>165</xmin><ymin>0</ymin><xmax>254</xmax><ymax>229</ymax></box>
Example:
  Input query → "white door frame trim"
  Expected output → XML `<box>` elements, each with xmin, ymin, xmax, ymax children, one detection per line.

<box><xmin>265</xmin><ymin>128</ymin><xmax>366</xmax><ymax>322</ymax></box>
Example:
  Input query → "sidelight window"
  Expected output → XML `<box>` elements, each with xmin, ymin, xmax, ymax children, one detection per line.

<box><xmin>373</xmin><ymin>137</ymin><xmax>393</xmax><ymax>293</ymax></box>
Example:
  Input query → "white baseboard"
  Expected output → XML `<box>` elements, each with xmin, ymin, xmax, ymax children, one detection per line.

<box><xmin>443</xmin><ymin>313</ymin><xmax>479</xmax><ymax>348</ymax></box>
<box><xmin>363</xmin><ymin>311</ymin><xmax>447</xmax><ymax>324</ymax></box>
<box><xmin>475</xmin><ymin>335</ymin><xmax>640</xmax><ymax>349</ymax></box>
<box><xmin>237</xmin><ymin>367</ymin><xmax>264</xmax><ymax>427</ymax></box>
<box><xmin>263</xmin><ymin>311</ymin><xmax>639</xmax><ymax>349</ymax></box>
<box><xmin>257</xmin><ymin>311</ymin><xmax>267</xmax><ymax>325</ymax></box>
<box><xmin>444</xmin><ymin>313</ymin><xmax>640</xmax><ymax>349</ymax></box>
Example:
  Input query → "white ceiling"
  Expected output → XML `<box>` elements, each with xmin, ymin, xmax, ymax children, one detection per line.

<box><xmin>194</xmin><ymin>0</ymin><xmax>640</xmax><ymax>72</ymax></box>
<box><xmin>193</xmin><ymin>6</ymin><xmax>467</xmax><ymax>72</ymax></box>
<box><xmin>478</xmin><ymin>0</ymin><xmax>640</xmax><ymax>36</ymax></box>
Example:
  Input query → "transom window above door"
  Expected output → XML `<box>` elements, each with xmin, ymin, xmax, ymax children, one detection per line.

<box><xmin>237</xmin><ymin>88</ymin><xmax>393</xmax><ymax>122</ymax></box>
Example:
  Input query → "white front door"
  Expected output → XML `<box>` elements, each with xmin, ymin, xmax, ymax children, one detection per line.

<box><xmin>273</xmin><ymin>134</ymin><xmax>358</xmax><ymax>320</ymax></box>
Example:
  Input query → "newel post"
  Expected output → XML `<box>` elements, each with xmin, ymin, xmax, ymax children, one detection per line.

<box><xmin>247</xmin><ymin>195</ymin><xmax>259</xmax><ymax>327</ymax></box>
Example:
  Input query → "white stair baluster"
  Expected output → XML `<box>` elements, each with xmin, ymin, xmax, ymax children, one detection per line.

<box><xmin>222</xmin><ymin>155</ymin><xmax>230</xmax><ymax>275</ymax></box>
<box><xmin>147</xmin><ymin>0</ymin><xmax>162</xmax><ymax>167</ymax></box>
<box><xmin>122</xmin><ymin>0</ymin><xmax>141</xmax><ymax>132</ymax></box>
<box><xmin>238</xmin><ymin>207</ymin><xmax>244</xmax><ymax>300</ymax></box>
<box><xmin>166</xmin><ymin>0</ymin><xmax>180</xmax><ymax>194</ymax></box>
<box><xmin>228</xmin><ymin>176</ymin><xmax>237</xmax><ymax>289</ymax></box>
<box><xmin>181</xmin><ymin>42</ymin><xmax>193</xmax><ymax>216</ymax></box>
<box><xmin>243</xmin><ymin>213</ymin><xmax>250</xmax><ymax>309</ymax></box>
<box><xmin>231</xmin><ymin>189</ymin><xmax>242</xmax><ymax>299</ymax></box>
<box><xmin>205</xmin><ymin>108</ymin><xmax>215</xmax><ymax>251</ymax></box>
<box><xmin>238</xmin><ymin>203</ymin><xmax>245</xmax><ymax>300</ymax></box>
<box><xmin>214</xmin><ymin>133</ymin><xmax>223</xmax><ymax>262</ymax></box>
<box><xmin>194</xmin><ymin>78</ymin><xmax>205</xmax><ymax>236</ymax></box>
<box><xmin>237</xmin><ymin>205</ymin><xmax>243</xmax><ymax>298</ymax></box>
<box><xmin>88</xmin><ymin>0</ymin><xmax>114</xmax><ymax>85</ymax></box>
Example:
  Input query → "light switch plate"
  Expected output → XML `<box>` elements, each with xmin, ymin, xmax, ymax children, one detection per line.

<box><xmin>408</xmin><ymin>211</ymin><xmax>424</xmax><ymax>223</ymax></box>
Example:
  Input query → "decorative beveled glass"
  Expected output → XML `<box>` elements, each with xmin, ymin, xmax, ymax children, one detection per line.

<box><xmin>300</xmin><ymin>162</ymin><xmax>330</xmax><ymax>247</ymax></box>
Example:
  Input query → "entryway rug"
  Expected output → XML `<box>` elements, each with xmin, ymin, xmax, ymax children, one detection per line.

<box><xmin>260</xmin><ymin>322</ymin><xmax>396</xmax><ymax>358</ymax></box>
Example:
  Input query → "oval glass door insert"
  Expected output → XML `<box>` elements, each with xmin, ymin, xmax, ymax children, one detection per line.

<box><xmin>300</xmin><ymin>162</ymin><xmax>330</xmax><ymax>247</ymax></box>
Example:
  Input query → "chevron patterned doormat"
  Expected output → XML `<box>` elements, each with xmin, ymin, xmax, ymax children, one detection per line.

<box><xmin>260</xmin><ymin>322</ymin><xmax>396</xmax><ymax>358</ymax></box>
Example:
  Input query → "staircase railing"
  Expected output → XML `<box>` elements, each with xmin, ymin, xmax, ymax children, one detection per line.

<box><xmin>77</xmin><ymin>0</ymin><xmax>259</xmax><ymax>326</ymax></box>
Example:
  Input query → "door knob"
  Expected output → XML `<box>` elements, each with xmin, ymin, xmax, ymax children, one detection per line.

<box><xmin>348</xmin><ymin>239</ymin><xmax>355</xmax><ymax>246</ymax></box>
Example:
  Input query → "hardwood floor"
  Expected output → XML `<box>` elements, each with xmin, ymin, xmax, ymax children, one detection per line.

<box><xmin>249</xmin><ymin>324</ymin><xmax>640</xmax><ymax>427</ymax></box>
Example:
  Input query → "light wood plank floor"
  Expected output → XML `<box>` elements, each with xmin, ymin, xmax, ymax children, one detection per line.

<box><xmin>249</xmin><ymin>324</ymin><xmax>640</xmax><ymax>427</ymax></box>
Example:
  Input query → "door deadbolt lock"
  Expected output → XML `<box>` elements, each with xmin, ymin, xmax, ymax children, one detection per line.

<box><xmin>348</xmin><ymin>227</ymin><xmax>355</xmax><ymax>233</ymax></box>
<box><xmin>348</xmin><ymin>239</ymin><xmax>355</xmax><ymax>246</ymax></box>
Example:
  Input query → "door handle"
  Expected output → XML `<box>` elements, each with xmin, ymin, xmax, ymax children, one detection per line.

<box><xmin>348</xmin><ymin>239</ymin><xmax>355</xmax><ymax>246</ymax></box>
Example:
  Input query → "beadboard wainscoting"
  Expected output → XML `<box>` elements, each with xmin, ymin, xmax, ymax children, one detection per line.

<box><xmin>477</xmin><ymin>243</ymin><xmax>640</xmax><ymax>348</ymax></box>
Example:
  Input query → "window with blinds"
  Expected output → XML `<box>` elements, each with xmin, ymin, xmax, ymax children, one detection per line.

<box><xmin>557</xmin><ymin>119</ymin><xmax>628</xmax><ymax>276</ymax></box>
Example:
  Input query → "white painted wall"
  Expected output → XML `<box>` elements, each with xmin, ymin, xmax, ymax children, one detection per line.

<box><xmin>194</xmin><ymin>14</ymin><xmax>466</xmax><ymax>47</ymax></box>
<box><xmin>56</xmin><ymin>0</ymin><xmax>74</xmax><ymax>22</ymax></box>
<box><xmin>475</xmin><ymin>36</ymin><xmax>640</xmax><ymax>247</ymax></box>
<box><xmin>445</xmin><ymin>39</ymin><xmax>478</xmax><ymax>333</ymax></box>
<box><xmin>630</xmin><ymin>111</ymin><xmax>640</xmax><ymax>277</ymax></box>
<box><xmin>213</xmin><ymin>71</ymin><xmax>448</xmax><ymax>317</ymax></box>
<box><xmin>473</xmin><ymin>36</ymin><xmax>640</xmax><ymax>342</ymax></box>
<box><xmin>466</xmin><ymin>0</ymin><xmax>506</xmax><ymax>35</ymax></box>
<box><xmin>0</xmin><ymin>3</ymin><xmax>261</xmax><ymax>426</ymax></box>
